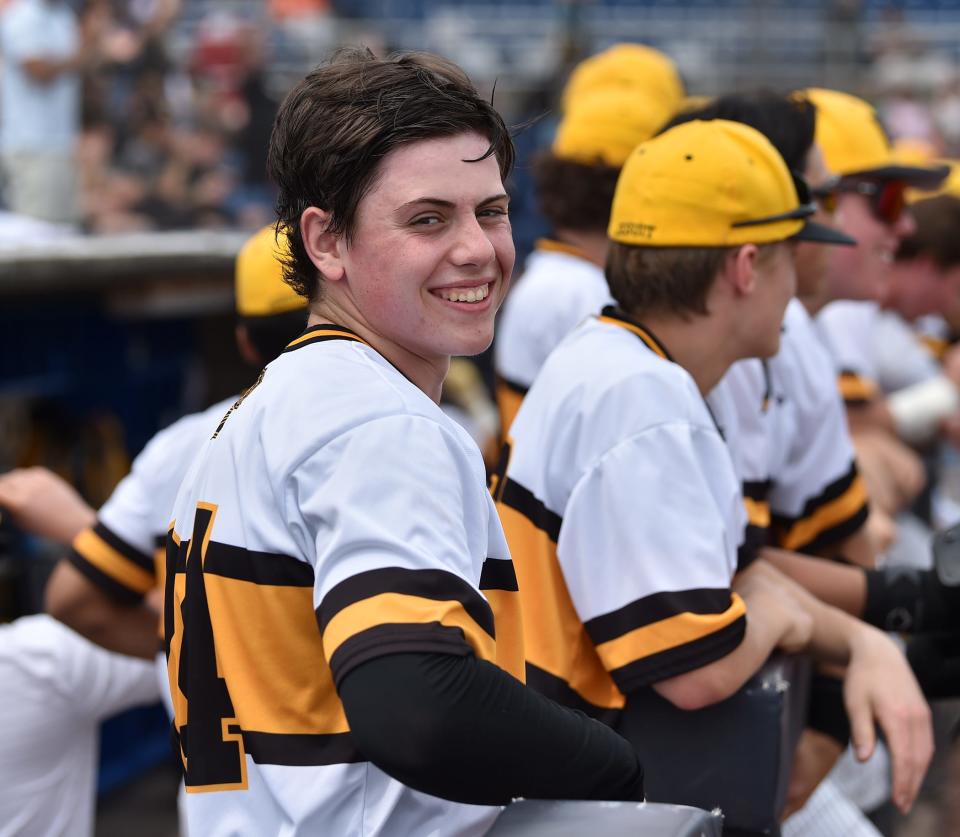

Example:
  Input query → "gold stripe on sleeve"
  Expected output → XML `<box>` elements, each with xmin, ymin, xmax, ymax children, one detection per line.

<box><xmin>777</xmin><ymin>475</ymin><xmax>869</xmax><ymax>552</ymax></box>
<box><xmin>594</xmin><ymin>593</ymin><xmax>747</xmax><ymax>672</ymax></box>
<box><xmin>321</xmin><ymin>593</ymin><xmax>497</xmax><ymax>664</ymax></box>
<box><xmin>73</xmin><ymin>528</ymin><xmax>155</xmax><ymax>594</ymax></box>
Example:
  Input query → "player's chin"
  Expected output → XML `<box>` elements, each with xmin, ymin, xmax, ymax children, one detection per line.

<box><xmin>443</xmin><ymin>322</ymin><xmax>496</xmax><ymax>358</ymax></box>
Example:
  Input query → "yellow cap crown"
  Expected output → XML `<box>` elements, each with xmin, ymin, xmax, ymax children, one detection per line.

<box><xmin>235</xmin><ymin>225</ymin><xmax>307</xmax><ymax>317</ymax></box>
<box><xmin>608</xmin><ymin>119</ymin><xmax>804</xmax><ymax>247</ymax></box>
<box><xmin>561</xmin><ymin>43</ymin><xmax>684</xmax><ymax>116</ymax></box>
<box><xmin>805</xmin><ymin>88</ymin><xmax>892</xmax><ymax>177</ymax></box>
<box><xmin>552</xmin><ymin>89</ymin><xmax>672</xmax><ymax>168</ymax></box>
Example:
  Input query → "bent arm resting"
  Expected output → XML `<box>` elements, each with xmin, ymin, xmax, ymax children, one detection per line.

<box><xmin>45</xmin><ymin>560</ymin><xmax>160</xmax><ymax>660</ymax></box>
<box><xmin>339</xmin><ymin>652</ymin><xmax>644</xmax><ymax>806</ymax></box>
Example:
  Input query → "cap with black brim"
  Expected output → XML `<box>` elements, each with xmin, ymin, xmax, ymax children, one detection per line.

<box><xmin>843</xmin><ymin>163</ymin><xmax>950</xmax><ymax>190</ymax></box>
<box><xmin>731</xmin><ymin>202</ymin><xmax>856</xmax><ymax>246</ymax></box>
<box><xmin>793</xmin><ymin>218</ymin><xmax>857</xmax><ymax>246</ymax></box>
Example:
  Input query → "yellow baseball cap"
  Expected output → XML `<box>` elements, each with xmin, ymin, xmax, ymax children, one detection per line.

<box><xmin>235</xmin><ymin>225</ymin><xmax>307</xmax><ymax>317</ymax></box>
<box><xmin>805</xmin><ymin>88</ymin><xmax>948</xmax><ymax>187</ymax></box>
<box><xmin>552</xmin><ymin>89</ymin><xmax>673</xmax><ymax>167</ymax></box>
<box><xmin>608</xmin><ymin>119</ymin><xmax>855</xmax><ymax>247</ymax></box>
<box><xmin>561</xmin><ymin>43</ymin><xmax>684</xmax><ymax>117</ymax></box>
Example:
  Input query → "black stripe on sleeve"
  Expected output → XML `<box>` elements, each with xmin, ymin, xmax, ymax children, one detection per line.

<box><xmin>328</xmin><ymin>622</ymin><xmax>473</xmax><ymax>688</ymax></box>
<box><xmin>316</xmin><ymin>567</ymin><xmax>495</xmax><ymax>639</ymax></box>
<box><xmin>202</xmin><ymin>541</ymin><xmax>314</xmax><ymax>587</ymax></box>
<box><xmin>497</xmin><ymin>375</ymin><xmax>529</xmax><ymax>397</ymax></box>
<box><xmin>66</xmin><ymin>550</ymin><xmax>145</xmax><ymax>605</ymax></box>
<box><xmin>738</xmin><ymin>525</ymin><xmax>769</xmax><ymax>571</ymax></box>
<box><xmin>93</xmin><ymin>522</ymin><xmax>154</xmax><ymax>573</ymax></box>
<box><xmin>742</xmin><ymin>480</ymin><xmax>772</xmax><ymax>502</ymax></box>
<box><xmin>525</xmin><ymin>663</ymin><xmax>622</xmax><ymax>727</ymax></box>
<box><xmin>771</xmin><ymin>461</ymin><xmax>859</xmax><ymax>528</ymax></box>
<box><xmin>789</xmin><ymin>505</ymin><xmax>870</xmax><ymax>555</ymax></box>
<box><xmin>479</xmin><ymin>558</ymin><xmax>519</xmax><ymax>591</ymax></box>
<box><xmin>608</xmin><ymin>615</ymin><xmax>747</xmax><ymax>693</ymax></box>
<box><xmin>584</xmin><ymin>588</ymin><xmax>737</xmax><ymax>646</ymax></box>
<box><xmin>498</xmin><ymin>478</ymin><xmax>562</xmax><ymax>543</ymax></box>
<box><xmin>242</xmin><ymin>730</ymin><xmax>364</xmax><ymax>767</ymax></box>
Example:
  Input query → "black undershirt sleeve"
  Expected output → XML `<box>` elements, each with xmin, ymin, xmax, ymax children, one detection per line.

<box><xmin>339</xmin><ymin>652</ymin><xmax>644</xmax><ymax>806</ymax></box>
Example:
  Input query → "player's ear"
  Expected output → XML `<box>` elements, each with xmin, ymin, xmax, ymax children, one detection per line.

<box><xmin>728</xmin><ymin>244</ymin><xmax>760</xmax><ymax>296</ymax></box>
<box><xmin>301</xmin><ymin>207</ymin><xmax>346</xmax><ymax>283</ymax></box>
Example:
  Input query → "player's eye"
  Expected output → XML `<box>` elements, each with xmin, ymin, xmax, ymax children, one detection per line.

<box><xmin>411</xmin><ymin>214</ymin><xmax>443</xmax><ymax>226</ymax></box>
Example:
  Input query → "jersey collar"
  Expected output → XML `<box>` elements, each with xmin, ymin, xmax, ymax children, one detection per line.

<box><xmin>597</xmin><ymin>305</ymin><xmax>724</xmax><ymax>438</ymax></box>
<box><xmin>535</xmin><ymin>238</ymin><xmax>592</xmax><ymax>262</ymax></box>
<box><xmin>597</xmin><ymin>305</ymin><xmax>674</xmax><ymax>361</ymax></box>
<box><xmin>283</xmin><ymin>323</ymin><xmax>370</xmax><ymax>353</ymax></box>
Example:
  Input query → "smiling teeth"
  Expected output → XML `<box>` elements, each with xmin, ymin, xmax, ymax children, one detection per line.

<box><xmin>439</xmin><ymin>284</ymin><xmax>490</xmax><ymax>303</ymax></box>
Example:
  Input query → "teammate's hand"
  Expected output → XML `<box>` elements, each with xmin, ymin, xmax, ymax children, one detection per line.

<box><xmin>0</xmin><ymin>467</ymin><xmax>96</xmax><ymax>545</ymax></box>
<box><xmin>843</xmin><ymin>626</ymin><xmax>933</xmax><ymax>813</ymax></box>
<box><xmin>781</xmin><ymin>728</ymin><xmax>844</xmax><ymax>821</ymax></box>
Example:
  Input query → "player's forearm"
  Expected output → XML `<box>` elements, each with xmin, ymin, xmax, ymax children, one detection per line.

<box><xmin>761</xmin><ymin>547</ymin><xmax>867</xmax><ymax>616</ymax></box>
<box><xmin>340</xmin><ymin>652</ymin><xmax>644</xmax><ymax>806</ymax></box>
<box><xmin>810</xmin><ymin>527</ymin><xmax>878</xmax><ymax>569</ymax></box>
<box><xmin>45</xmin><ymin>562</ymin><xmax>159</xmax><ymax>659</ymax></box>
<box><xmin>762</xmin><ymin>562</ymin><xmax>866</xmax><ymax>667</ymax></box>
<box><xmin>652</xmin><ymin>587</ymin><xmax>792</xmax><ymax>711</ymax></box>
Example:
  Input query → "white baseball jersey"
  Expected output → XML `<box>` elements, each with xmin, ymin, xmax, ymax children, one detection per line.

<box><xmin>816</xmin><ymin>301</ymin><xmax>940</xmax><ymax>403</ymax></box>
<box><xmin>69</xmin><ymin>396</ymin><xmax>237</xmax><ymax>604</ymax></box>
<box><xmin>494</xmin><ymin>239</ymin><xmax>613</xmax><ymax>431</ymax></box>
<box><xmin>815</xmin><ymin>301</ymin><xmax>882</xmax><ymax>405</ymax></box>
<box><xmin>715</xmin><ymin>300</ymin><xmax>869</xmax><ymax>554</ymax></box>
<box><xmin>494</xmin><ymin>307</ymin><xmax>747</xmax><ymax>722</ymax></box>
<box><xmin>166</xmin><ymin>324</ymin><xmax>523</xmax><ymax>837</ymax></box>
<box><xmin>0</xmin><ymin>615</ymin><xmax>158</xmax><ymax>837</ymax></box>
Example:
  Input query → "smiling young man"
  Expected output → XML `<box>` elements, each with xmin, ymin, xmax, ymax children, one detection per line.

<box><xmin>164</xmin><ymin>49</ymin><xmax>643</xmax><ymax>837</ymax></box>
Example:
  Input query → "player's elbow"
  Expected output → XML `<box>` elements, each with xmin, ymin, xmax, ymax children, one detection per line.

<box><xmin>652</xmin><ymin>666</ymin><xmax>739</xmax><ymax>711</ymax></box>
<box><xmin>45</xmin><ymin>561</ymin><xmax>110</xmax><ymax>636</ymax></box>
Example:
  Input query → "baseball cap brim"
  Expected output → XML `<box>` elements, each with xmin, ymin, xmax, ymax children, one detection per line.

<box><xmin>844</xmin><ymin>162</ymin><xmax>950</xmax><ymax>189</ymax></box>
<box><xmin>793</xmin><ymin>218</ymin><xmax>856</xmax><ymax>246</ymax></box>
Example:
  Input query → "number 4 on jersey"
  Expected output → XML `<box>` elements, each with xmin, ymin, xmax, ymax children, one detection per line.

<box><xmin>165</xmin><ymin>502</ymin><xmax>248</xmax><ymax>792</ymax></box>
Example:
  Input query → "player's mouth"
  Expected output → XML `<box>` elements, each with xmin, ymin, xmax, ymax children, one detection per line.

<box><xmin>431</xmin><ymin>281</ymin><xmax>494</xmax><ymax>306</ymax></box>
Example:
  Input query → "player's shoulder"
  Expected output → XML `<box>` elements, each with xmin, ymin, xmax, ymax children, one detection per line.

<box><xmin>529</xmin><ymin>315</ymin><xmax>705</xmax><ymax>432</ymax></box>
<box><xmin>133</xmin><ymin>396</ymin><xmax>236</xmax><ymax>475</ymax></box>
<box><xmin>502</xmin><ymin>248</ymin><xmax>610</xmax><ymax>326</ymax></box>
<box><xmin>237</xmin><ymin>333</ymin><xmax>472</xmax><ymax>466</ymax></box>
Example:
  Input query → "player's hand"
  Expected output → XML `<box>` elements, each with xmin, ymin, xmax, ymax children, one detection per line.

<box><xmin>734</xmin><ymin>560</ymin><xmax>813</xmax><ymax>654</ymax></box>
<box><xmin>0</xmin><ymin>467</ymin><xmax>96</xmax><ymax>545</ymax></box>
<box><xmin>843</xmin><ymin>626</ymin><xmax>933</xmax><ymax>813</ymax></box>
<box><xmin>781</xmin><ymin>728</ymin><xmax>844</xmax><ymax>821</ymax></box>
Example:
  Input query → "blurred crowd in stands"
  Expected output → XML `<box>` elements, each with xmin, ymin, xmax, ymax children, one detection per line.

<box><xmin>8</xmin><ymin>0</ymin><xmax>960</xmax><ymax>235</ymax></box>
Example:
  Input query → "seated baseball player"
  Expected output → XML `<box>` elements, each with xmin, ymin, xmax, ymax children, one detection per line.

<box><xmin>495</xmin><ymin>119</ymin><xmax>932</xmax><ymax>815</ymax></box>
<box><xmin>495</xmin><ymin>43</ymin><xmax>683</xmax><ymax>432</ymax></box>
<box><xmin>807</xmin><ymin>90</ymin><xmax>948</xmax><ymax>512</ymax></box>
<box><xmin>164</xmin><ymin>49</ymin><xmax>644</xmax><ymax>837</ymax></box>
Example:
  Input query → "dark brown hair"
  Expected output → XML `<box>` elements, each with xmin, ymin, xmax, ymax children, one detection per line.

<box><xmin>268</xmin><ymin>48</ymin><xmax>515</xmax><ymax>301</ymax></box>
<box><xmin>605</xmin><ymin>243</ymin><xmax>734</xmax><ymax>319</ymax></box>
<box><xmin>532</xmin><ymin>151</ymin><xmax>621</xmax><ymax>234</ymax></box>
<box><xmin>897</xmin><ymin>195</ymin><xmax>960</xmax><ymax>269</ymax></box>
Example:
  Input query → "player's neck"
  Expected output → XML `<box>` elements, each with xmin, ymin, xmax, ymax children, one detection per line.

<box><xmin>306</xmin><ymin>305</ymin><xmax>448</xmax><ymax>402</ymax></box>
<box><xmin>551</xmin><ymin>229</ymin><xmax>609</xmax><ymax>269</ymax></box>
<box><xmin>638</xmin><ymin>312</ymin><xmax>740</xmax><ymax>396</ymax></box>
<box><xmin>798</xmin><ymin>286</ymin><xmax>831</xmax><ymax>316</ymax></box>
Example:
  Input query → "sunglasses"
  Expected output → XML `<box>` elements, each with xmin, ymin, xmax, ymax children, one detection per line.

<box><xmin>810</xmin><ymin>176</ymin><xmax>841</xmax><ymax>215</ymax></box>
<box><xmin>836</xmin><ymin>177</ymin><xmax>907</xmax><ymax>225</ymax></box>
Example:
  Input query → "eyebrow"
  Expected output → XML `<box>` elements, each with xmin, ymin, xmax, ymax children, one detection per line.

<box><xmin>397</xmin><ymin>193</ymin><xmax>511</xmax><ymax>212</ymax></box>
